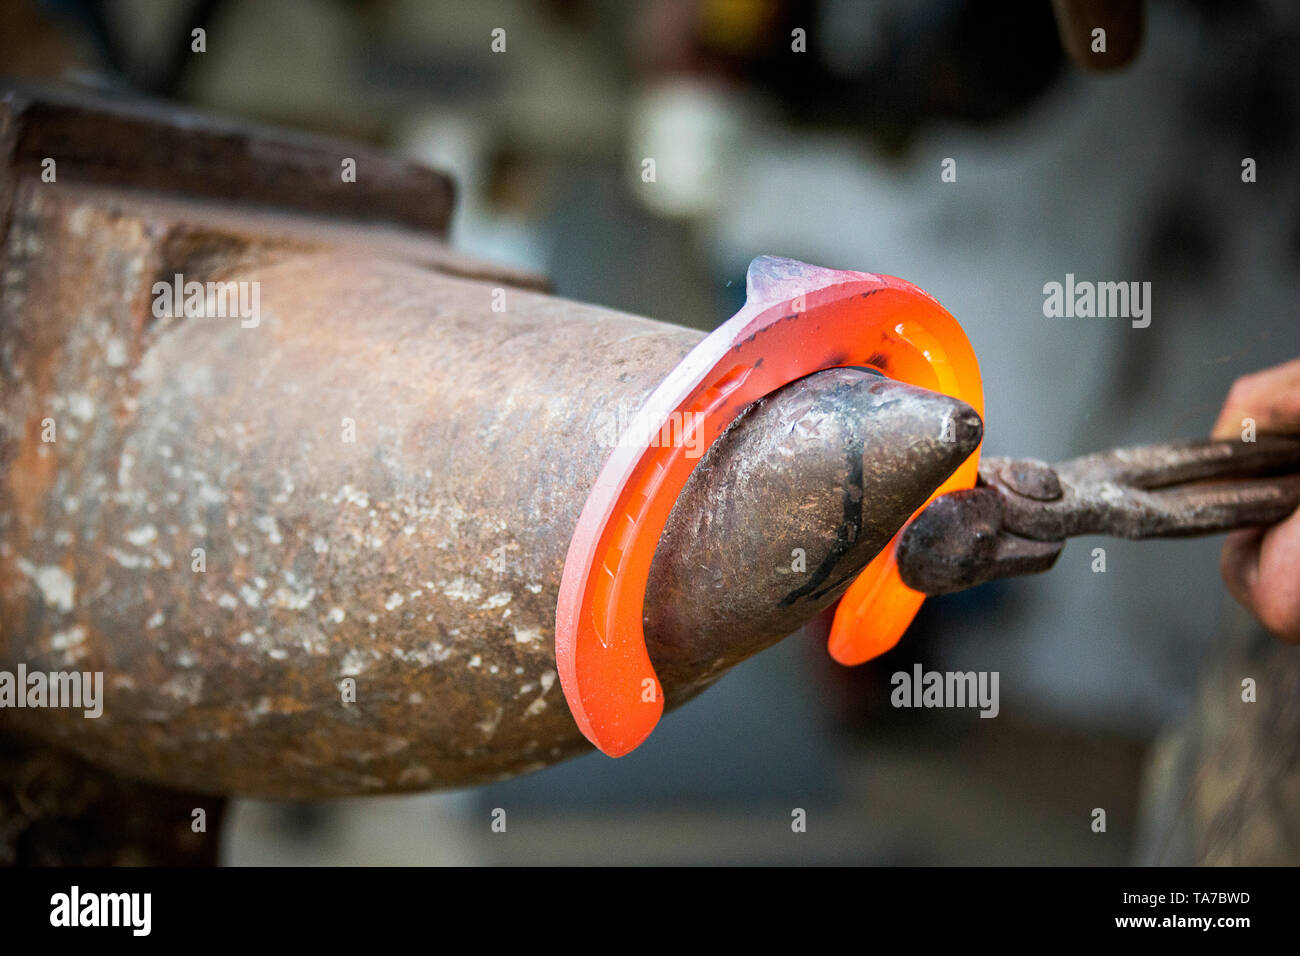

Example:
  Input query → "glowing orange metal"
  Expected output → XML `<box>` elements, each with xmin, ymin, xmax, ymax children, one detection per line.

<box><xmin>556</xmin><ymin>257</ymin><xmax>983</xmax><ymax>756</ymax></box>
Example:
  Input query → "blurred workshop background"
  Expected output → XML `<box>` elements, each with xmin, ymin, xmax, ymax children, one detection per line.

<box><xmin>5</xmin><ymin>0</ymin><xmax>1299</xmax><ymax>864</ymax></box>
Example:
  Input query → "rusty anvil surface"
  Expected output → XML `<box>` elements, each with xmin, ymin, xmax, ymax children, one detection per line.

<box><xmin>0</xmin><ymin>83</ymin><xmax>977</xmax><ymax>798</ymax></box>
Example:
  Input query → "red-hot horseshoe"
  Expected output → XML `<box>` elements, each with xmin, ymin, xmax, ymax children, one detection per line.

<box><xmin>556</xmin><ymin>256</ymin><xmax>983</xmax><ymax>756</ymax></box>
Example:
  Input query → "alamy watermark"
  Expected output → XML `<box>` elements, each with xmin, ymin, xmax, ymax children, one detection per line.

<box><xmin>592</xmin><ymin>401</ymin><xmax>706</xmax><ymax>459</ymax></box>
<box><xmin>891</xmin><ymin>664</ymin><xmax>999</xmax><ymax>718</ymax></box>
<box><xmin>1042</xmin><ymin>274</ymin><xmax>1151</xmax><ymax>328</ymax></box>
<box><xmin>152</xmin><ymin>273</ymin><xmax>261</xmax><ymax>328</ymax></box>
<box><xmin>50</xmin><ymin>886</ymin><xmax>150</xmax><ymax>936</ymax></box>
<box><xmin>0</xmin><ymin>665</ymin><xmax>103</xmax><ymax>718</ymax></box>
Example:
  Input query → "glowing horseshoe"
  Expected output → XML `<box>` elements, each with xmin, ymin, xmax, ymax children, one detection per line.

<box><xmin>556</xmin><ymin>256</ymin><xmax>983</xmax><ymax>756</ymax></box>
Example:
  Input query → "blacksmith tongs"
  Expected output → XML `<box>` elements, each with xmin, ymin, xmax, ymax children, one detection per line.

<box><xmin>897</xmin><ymin>436</ymin><xmax>1300</xmax><ymax>595</ymax></box>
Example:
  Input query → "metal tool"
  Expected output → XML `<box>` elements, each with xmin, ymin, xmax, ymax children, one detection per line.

<box><xmin>898</xmin><ymin>436</ymin><xmax>1300</xmax><ymax>595</ymax></box>
<box><xmin>0</xmin><ymin>83</ymin><xmax>982</xmax><ymax>796</ymax></box>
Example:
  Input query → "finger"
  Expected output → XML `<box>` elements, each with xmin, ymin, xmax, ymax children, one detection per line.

<box><xmin>1212</xmin><ymin>357</ymin><xmax>1300</xmax><ymax>439</ymax></box>
<box><xmin>1221</xmin><ymin>515</ymin><xmax>1300</xmax><ymax>643</ymax></box>
<box><xmin>1050</xmin><ymin>0</ymin><xmax>1145</xmax><ymax>71</ymax></box>
<box><xmin>1220</xmin><ymin>526</ymin><xmax>1263</xmax><ymax>611</ymax></box>
<box><xmin>1250</xmin><ymin>511</ymin><xmax>1300</xmax><ymax>642</ymax></box>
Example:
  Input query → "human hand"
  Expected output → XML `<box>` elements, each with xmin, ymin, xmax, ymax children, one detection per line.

<box><xmin>1212</xmin><ymin>357</ymin><xmax>1300</xmax><ymax>642</ymax></box>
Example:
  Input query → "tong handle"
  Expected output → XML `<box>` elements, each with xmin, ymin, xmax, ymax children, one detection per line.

<box><xmin>1051</xmin><ymin>435</ymin><xmax>1300</xmax><ymax>489</ymax></box>
<box><xmin>987</xmin><ymin>437</ymin><xmax>1300</xmax><ymax>541</ymax></box>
